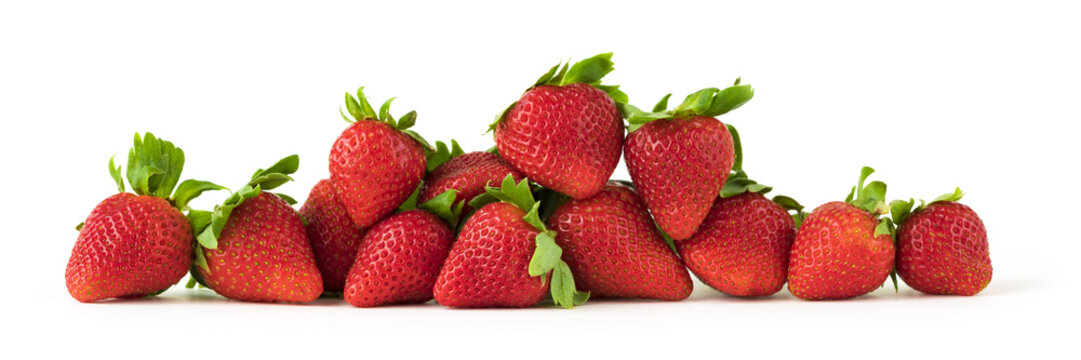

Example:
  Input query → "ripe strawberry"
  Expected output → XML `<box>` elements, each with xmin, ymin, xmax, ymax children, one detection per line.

<box><xmin>676</xmin><ymin>127</ymin><xmax>804</xmax><ymax>297</ymax></box>
<box><xmin>299</xmin><ymin>179</ymin><xmax>365</xmax><ymax>293</ymax></box>
<box><xmin>67</xmin><ymin>133</ymin><xmax>224</xmax><ymax>302</ymax></box>
<box><xmin>891</xmin><ymin>189</ymin><xmax>992</xmax><ymax>295</ymax></box>
<box><xmin>434</xmin><ymin>175</ymin><xmax>588</xmax><ymax>308</ymax></box>
<box><xmin>343</xmin><ymin>191</ymin><xmax>460</xmax><ymax>307</ymax></box>
<box><xmin>548</xmin><ymin>182</ymin><xmax>692</xmax><ymax>300</ymax></box>
<box><xmin>493</xmin><ymin>53</ymin><xmax>626</xmax><ymax>199</ymax></box>
<box><xmin>787</xmin><ymin>167</ymin><xmax>896</xmax><ymax>300</ymax></box>
<box><xmin>330</xmin><ymin>87</ymin><xmax>429</xmax><ymax>228</ymax></box>
<box><xmin>190</xmin><ymin>155</ymin><xmax>323</xmax><ymax>303</ymax></box>
<box><xmin>623</xmin><ymin>80</ymin><xmax>755</xmax><ymax>240</ymax></box>
<box><xmin>420</xmin><ymin>143</ymin><xmax>523</xmax><ymax>214</ymax></box>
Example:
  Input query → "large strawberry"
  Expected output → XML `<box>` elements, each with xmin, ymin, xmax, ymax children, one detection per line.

<box><xmin>189</xmin><ymin>155</ymin><xmax>323</xmax><ymax>303</ymax></box>
<box><xmin>891</xmin><ymin>188</ymin><xmax>992</xmax><ymax>295</ymax></box>
<box><xmin>623</xmin><ymin>79</ymin><xmax>755</xmax><ymax>240</ymax></box>
<box><xmin>434</xmin><ymin>175</ymin><xmax>588</xmax><ymax>308</ymax></box>
<box><xmin>331</xmin><ymin>87</ymin><xmax>429</xmax><ymax>228</ymax></box>
<box><xmin>419</xmin><ymin>141</ymin><xmax>524</xmax><ymax>214</ymax></box>
<box><xmin>492</xmin><ymin>53</ymin><xmax>626</xmax><ymax>200</ymax></box>
<box><xmin>299</xmin><ymin>179</ymin><xmax>365</xmax><ymax>293</ymax></box>
<box><xmin>343</xmin><ymin>190</ymin><xmax>461</xmax><ymax>307</ymax></box>
<box><xmin>676</xmin><ymin>126</ymin><xmax>804</xmax><ymax>297</ymax></box>
<box><xmin>787</xmin><ymin>167</ymin><xmax>896</xmax><ymax>300</ymax></box>
<box><xmin>547</xmin><ymin>182</ymin><xmax>693</xmax><ymax>300</ymax></box>
<box><xmin>66</xmin><ymin>133</ymin><xmax>223</xmax><ymax>302</ymax></box>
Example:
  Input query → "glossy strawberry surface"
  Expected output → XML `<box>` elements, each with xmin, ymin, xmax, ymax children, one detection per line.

<box><xmin>787</xmin><ymin>201</ymin><xmax>894</xmax><ymax>300</ymax></box>
<box><xmin>344</xmin><ymin>210</ymin><xmax>454</xmax><ymax>307</ymax></box>
<box><xmin>330</xmin><ymin>120</ymin><xmax>426</xmax><ymax>228</ymax></box>
<box><xmin>419</xmin><ymin>152</ymin><xmax>523</xmax><ymax>213</ymax></box>
<box><xmin>300</xmin><ymin>179</ymin><xmax>365</xmax><ymax>293</ymax></box>
<box><xmin>897</xmin><ymin>201</ymin><xmax>991</xmax><ymax>295</ymax></box>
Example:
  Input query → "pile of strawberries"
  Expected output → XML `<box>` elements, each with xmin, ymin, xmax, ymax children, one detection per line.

<box><xmin>65</xmin><ymin>54</ymin><xmax>993</xmax><ymax>307</ymax></box>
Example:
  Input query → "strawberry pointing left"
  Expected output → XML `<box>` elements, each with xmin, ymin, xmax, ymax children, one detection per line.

<box><xmin>66</xmin><ymin>133</ymin><xmax>227</xmax><ymax>302</ymax></box>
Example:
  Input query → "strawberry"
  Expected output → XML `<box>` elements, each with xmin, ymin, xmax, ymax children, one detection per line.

<box><xmin>420</xmin><ymin>142</ymin><xmax>524</xmax><ymax>214</ymax></box>
<box><xmin>299</xmin><ymin>179</ymin><xmax>365</xmax><ymax>293</ymax></box>
<box><xmin>623</xmin><ymin>79</ymin><xmax>755</xmax><ymax>240</ymax></box>
<box><xmin>787</xmin><ymin>167</ymin><xmax>896</xmax><ymax>300</ymax></box>
<box><xmin>343</xmin><ymin>190</ymin><xmax>461</xmax><ymax>307</ymax></box>
<box><xmin>891</xmin><ymin>188</ymin><xmax>992</xmax><ymax>295</ymax></box>
<box><xmin>330</xmin><ymin>87</ymin><xmax>429</xmax><ymax>228</ymax></box>
<box><xmin>492</xmin><ymin>53</ymin><xmax>626</xmax><ymax>199</ymax></box>
<box><xmin>189</xmin><ymin>155</ymin><xmax>323</xmax><ymax>303</ymax></box>
<box><xmin>676</xmin><ymin>126</ymin><xmax>804</xmax><ymax>297</ymax></box>
<box><xmin>67</xmin><ymin>133</ymin><xmax>223</xmax><ymax>302</ymax></box>
<box><xmin>434</xmin><ymin>175</ymin><xmax>588</xmax><ymax>308</ymax></box>
<box><xmin>547</xmin><ymin>182</ymin><xmax>693</xmax><ymax>300</ymax></box>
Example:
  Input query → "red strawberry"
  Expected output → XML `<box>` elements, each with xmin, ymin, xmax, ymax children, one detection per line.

<box><xmin>191</xmin><ymin>155</ymin><xmax>323</xmax><ymax>303</ymax></box>
<box><xmin>892</xmin><ymin>189</ymin><xmax>992</xmax><ymax>295</ymax></box>
<box><xmin>330</xmin><ymin>87</ymin><xmax>428</xmax><ymax>228</ymax></box>
<box><xmin>548</xmin><ymin>182</ymin><xmax>693</xmax><ymax>300</ymax></box>
<box><xmin>300</xmin><ymin>179</ymin><xmax>365</xmax><ymax>293</ymax></box>
<box><xmin>434</xmin><ymin>176</ymin><xmax>588</xmax><ymax>308</ymax></box>
<box><xmin>623</xmin><ymin>80</ymin><xmax>755</xmax><ymax>240</ymax></box>
<box><xmin>493</xmin><ymin>53</ymin><xmax>626</xmax><ymax>199</ymax></box>
<box><xmin>787</xmin><ymin>167</ymin><xmax>896</xmax><ymax>300</ymax></box>
<box><xmin>343</xmin><ymin>191</ymin><xmax>460</xmax><ymax>307</ymax></box>
<box><xmin>66</xmin><ymin>133</ymin><xmax>223</xmax><ymax>302</ymax></box>
<box><xmin>420</xmin><ymin>147</ymin><xmax>523</xmax><ymax>214</ymax></box>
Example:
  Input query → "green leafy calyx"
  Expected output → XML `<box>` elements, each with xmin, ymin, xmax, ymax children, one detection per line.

<box><xmin>426</xmin><ymin>140</ymin><xmax>465</xmax><ymax>172</ymax></box>
<box><xmin>109</xmin><ymin>133</ymin><xmax>224</xmax><ymax>209</ymax></box>
<box><xmin>890</xmin><ymin>187</ymin><xmax>964</xmax><ymax>225</ymax></box>
<box><xmin>625</xmin><ymin>78</ymin><xmax>753</xmax><ymax>132</ymax></box>
<box><xmin>341</xmin><ymin>86</ymin><xmax>432</xmax><ymax>150</ymax></box>
<box><xmin>846</xmin><ymin>166</ymin><xmax>889</xmax><ymax>215</ymax></box>
<box><xmin>418</xmin><ymin>189</ymin><xmax>465</xmax><ymax>229</ymax></box>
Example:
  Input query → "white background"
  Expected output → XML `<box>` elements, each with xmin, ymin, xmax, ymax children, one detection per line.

<box><xmin>2</xmin><ymin>1</ymin><xmax>1077</xmax><ymax>358</ymax></box>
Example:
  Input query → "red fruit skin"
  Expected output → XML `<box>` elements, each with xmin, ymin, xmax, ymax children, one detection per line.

<box><xmin>548</xmin><ymin>183</ymin><xmax>693</xmax><ymax>300</ymax></box>
<box><xmin>299</xmin><ymin>179</ymin><xmax>365</xmax><ymax>293</ymax></box>
<box><xmin>677</xmin><ymin>192</ymin><xmax>796</xmax><ymax>297</ymax></box>
<box><xmin>419</xmin><ymin>152</ymin><xmax>523</xmax><ymax>213</ymax></box>
<box><xmin>433</xmin><ymin>202</ymin><xmax>548</xmax><ymax>308</ymax></box>
<box><xmin>66</xmin><ymin>193</ymin><xmax>193</xmax><ymax>302</ymax></box>
<box><xmin>787</xmin><ymin>201</ymin><xmax>895</xmax><ymax>300</ymax></box>
<box><xmin>624</xmin><ymin>116</ymin><xmax>734</xmax><ymax>240</ymax></box>
<box><xmin>198</xmin><ymin>192</ymin><xmax>323</xmax><ymax>303</ymax></box>
<box><xmin>897</xmin><ymin>201</ymin><xmax>992</xmax><ymax>296</ymax></box>
<box><xmin>330</xmin><ymin>120</ymin><xmax>426</xmax><ymax>228</ymax></box>
<box><xmin>344</xmin><ymin>210</ymin><xmax>455</xmax><ymax>307</ymax></box>
<box><xmin>496</xmin><ymin>83</ymin><xmax>624</xmax><ymax>199</ymax></box>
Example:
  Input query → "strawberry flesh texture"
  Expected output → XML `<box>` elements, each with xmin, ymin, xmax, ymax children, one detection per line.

<box><xmin>433</xmin><ymin>202</ymin><xmax>548</xmax><ymax>308</ymax></box>
<box><xmin>496</xmin><ymin>83</ymin><xmax>624</xmax><ymax>199</ymax></box>
<box><xmin>66</xmin><ymin>193</ymin><xmax>193</xmax><ymax>302</ymax></box>
<box><xmin>300</xmin><ymin>179</ymin><xmax>365</xmax><ymax>293</ymax></box>
<box><xmin>344</xmin><ymin>210</ymin><xmax>454</xmax><ymax>307</ymax></box>
<box><xmin>624</xmin><ymin>116</ymin><xmax>734</xmax><ymax>240</ymax></box>
<box><xmin>677</xmin><ymin>192</ymin><xmax>795</xmax><ymax>297</ymax></box>
<box><xmin>549</xmin><ymin>182</ymin><xmax>693</xmax><ymax>300</ymax></box>
<box><xmin>787</xmin><ymin>201</ymin><xmax>894</xmax><ymax>300</ymax></box>
<box><xmin>330</xmin><ymin>120</ymin><xmax>426</xmax><ymax>229</ymax></box>
<box><xmin>897</xmin><ymin>201</ymin><xmax>992</xmax><ymax>296</ymax></box>
<box><xmin>198</xmin><ymin>192</ymin><xmax>323</xmax><ymax>303</ymax></box>
<box><xmin>419</xmin><ymin>152</ymin><xmax>523</xmax><ymax>213</ymax></box>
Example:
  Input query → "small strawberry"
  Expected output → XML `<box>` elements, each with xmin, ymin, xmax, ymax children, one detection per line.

<box><xmin>548</xmin><ymin>182</ymin><xmax>693</xmax><ymax>300</ymax></box>
<box><xmin>299</xmin><ymin>179</ymin><xmax>365</xmax><ymax>293</ymax></box>
<box><xmin>189</xmin><ymin>155</ymin><xmax>323</xmax><ymax>303</ymax></box>
<box><xmin>343</xmin><ymin>190</ymin><xmax>461</xmax><ymax>307</ymax></box>
<box><xmin>787</xmin><ymin>167</ymin><xmax>896</xmax><ymax>301</ymax></box>
<box><xmin>493</xmin><ymin>53</ymin><xmax>626</xmax><ymax>199</ymax></box>
<box><xmin>891</xmin><ymin>188</ymin><xmax>992</xmax><ymax>295</ymax></box>
<box><xmin>676</xmin><ymin>126</ymin><xmax>804</xmax><ymax>297</ymax></box>
<box><xmin>66</xmin><ymin>133</ymin><xmax>224</xmax><ymax>302</ymax></box>
<box><xmin>419</xmin><ymin>141</ymin><xmax>524</xmax><ymax>214</ymax></box>
<box><xmin>623</xmin><ymin>79</ymin><xmax>755</xmax><ymax>240</ymax></box>
<box><xmin>331</xmin><ymin>87</ymin><xmax>429</xmax><ymax>228</ymax></box>
<box><xmin>434</xmin><ymin>175</ymin><xmax>589</xmax><ymax>308</ymax></box>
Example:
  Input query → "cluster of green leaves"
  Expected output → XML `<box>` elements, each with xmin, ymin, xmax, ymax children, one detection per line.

<box><xmin>426</xmin><ymin>140</ymin><xmax>465</xmax><ymax>172</ymax></box>
<box><xmin>624</xmin><ymin>78</ymin><xmax>754</xmax><ymax>132</ymax></box>
<box><xmin>890</xmin><ymin>187</ymin><xmax>965</xmax><ymax>226</ymax></box>
<box><xmin>340</xmin><ymin>86</ymin><xmax>431</xmax><ymax>150</ymax></box>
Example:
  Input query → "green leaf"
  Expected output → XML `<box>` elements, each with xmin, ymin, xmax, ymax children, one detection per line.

<box><xmin>845</xmin><ymin>186</ymin><xmax>856</xmax><ymax>203</ymax></box>
<box><xmin>108</xmin><ymin>156</ymin><xmax>125</xmax><ymax>193</ymax></box>
<box><xmin>704</xmin><ymin>83</ymin><xmax>754</xmax><ymax>117</ymax></box>
<box><xmin>932</xmin><ymin>187</ymin><xmax>965</xmax><ymax>203</ymax></box>
<box><xmin>489</xmin><ymin>101</ymin><xmax>517</xmax><ymax>133</ymax></box>
<box><xmin>623</xmin><ymin>104</ymin><xmax>671</xmax><ymax>125</ymax></box>
<box><xmin>397</xmin><ymin>110</ymin><xmax>417</xmax><ymax>130</ymax></box>
<box><xmin>561</xmin><ymin>52</ymin><xmax>614</xmax><ymax>85</ymax></box>
<box><xmin>774</xmin><ymin>193</ymin><xmax>808</xmax><ymax>226</ymax></box>
<box><xmin>652</xmin><ymin>94</ymin><xmax>672</xmax><ymax>112</ymax></box>
<box><xmin>344</xmin><ymin>92</ymin><xmax>363</xmax><ymax>121</ymax></box>
<box><xmin>674</xmin><ymin>88</ymin><xmax>720</xmax><ymax>117</ymax></box>
<box><xmin>874</xmin><ymin>218</ymin><xmax>895</xmax><ymax>237</ymax></box>
<box><xmin>185</xmin><ymin>276</ymin><xmax>198</xmax><ymax>289</ymax></box>
<box><xmin>535</xmin><ymin>187</ymin><xmax>571</xmax><ymax>223</ymax></box>
<box><xmin>728</xmin><ymin>124</ymin><xmax>743</xmax><ymax>171</ymax></box>
<box><xmin>849</xmin><ymin>166</ymin><xmax>889</xmax><ymax>215</ymax></box>
<box><xmin>276</xmin><ymin>193</ymin><xmax>298</xmax><ymax>206</ymax></box>
<box><xmin>550</xmin><ymin>260</ymin><xmax>588</xmax><ymax>309</ymax></box>
<box><xmin>657</xmin><ymin>224</ymin><xmax>677</xmax><ymax>253</ymax></box>
<box><xmin>247</xmin><ymin>155</ymin><xmax>299</xmax><ymax>190</ymax></box>
<box><xmin>594</xmin><ymin>84</ymin><xmax>628</xmax><ymax>106</ymax></box>
<box><xmin>126</xmin><ymin>132</ymin><xmax>185</xmax><ymax>198</ymax></box>
<box><xmin>193</xmin><ymin>246</ymin><xmax>210</xmax><ymax>272</ymax></box>
<box><xmin>528</xmin><ymin>231</ymin><xmax>561</xmax><ymax>278</ymax></box>
<box><xmin>522</xmin><ymin>202</ymin><xmax>548</xmax><ymax>232</ymax></box>
<box><xmin>533</xmin><ymin>62</ymin><xmax>563</xmax><ymax>87</ymax></box>
<box><xmin>196</xmin><ymin>185</ymin><xmax>261</xmax><ymax>249</ymax></box>
<box><xmin>355</xmin><ymin>87</ymin><xmax>377</xmax><ymax>119</ymax></box>
<box><xmin>890</xmin><ymin>199</ymin><xmax>916</xmax><ymax>226</ymax></box>
<box><xmin>379</xmin><ymin>97</ymin><xmax>397</xmax><ymax>123</ymax></box>
<box><xmin>339</xmin><ymin>107</ymin><xmax>353</xmax><ymax>124</ymax></box>
<box><xmin>247</xmin><ymin>173</ymin><xmax>294</xmax><ymax>191</ymax></box>
<box><xmin>419</xmin><ymin>189</ymin><xmax>463</xmax><ymax>228</ymax></box>
<box><xmin>187</xmin><ymin>210</ymin><xmax>213</xmax><ymax>236</ymax></box>
<box><xmin>75</xmin><ymin>222</ymin><xmax>84</xmax><ymax>231</ymax></box>
<box><xmin>467</xmin><ymin>192</ymin><xmax>498</xmax><ymax>211</ymax></box>
<box><xmin>397</xmin><ymin>183</ymin><xmax>422</xmax><ymax>212</ymax></box>
<box><xmin>483</xmin><ymin>174</ymin><xmax>535</xmax><ymax>212</ymax></box>
<box><xmin>426</xmin><ymin>140</ymin><xmax>464</xmax><ymax>172</ymax></box>
<box><xmin>890</xmin><ymin>270</ymin><xmax>899</xmax><ymax>293</ymax></box>
<box><xmin>172</xmin><ymin>180</ymin><xmax>226</xmax><ymax>211</ymax></box>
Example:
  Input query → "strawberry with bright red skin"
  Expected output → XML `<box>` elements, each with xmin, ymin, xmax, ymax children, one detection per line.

<box><xmin>300</xmin><ymin>179</ymin><xmax>365</xmax><ymax>293</ymax></box>
<box><xmin>787</xmin><ymin>167</ymin><xmax>895</xmax><ymax>300</ymax></box>
<box><xmin>548</xmin><ymin>182</ymin><xmax>693</xmax><ymax>300</ymax></box>
<box><xmin>623</xmin><ymin>81</ymin><xmax>754</xmax><ymax>240</ymax></box>
<box><xmin>893</xmin><ymin>189</ymin><xmax>992</xmax><ymax>296</ymax></box>
<box><xmin>494</xmin><ymin>53</ymin><xmax>627</xmax><ymax>200</ymax></box>
<box><xmin>420</xmin><ymin>151</ymin><xmax>523</xmax><ymax>214</ymax></box>
<box><xmin>67</xmin><ymin>133</ymin><xmax>223</xmax><ymax>303</ymax></box>
<box><xmin>330</xmin><ymin>87</ymin><xmax>429</xmax><ymax>228</ymax></box>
